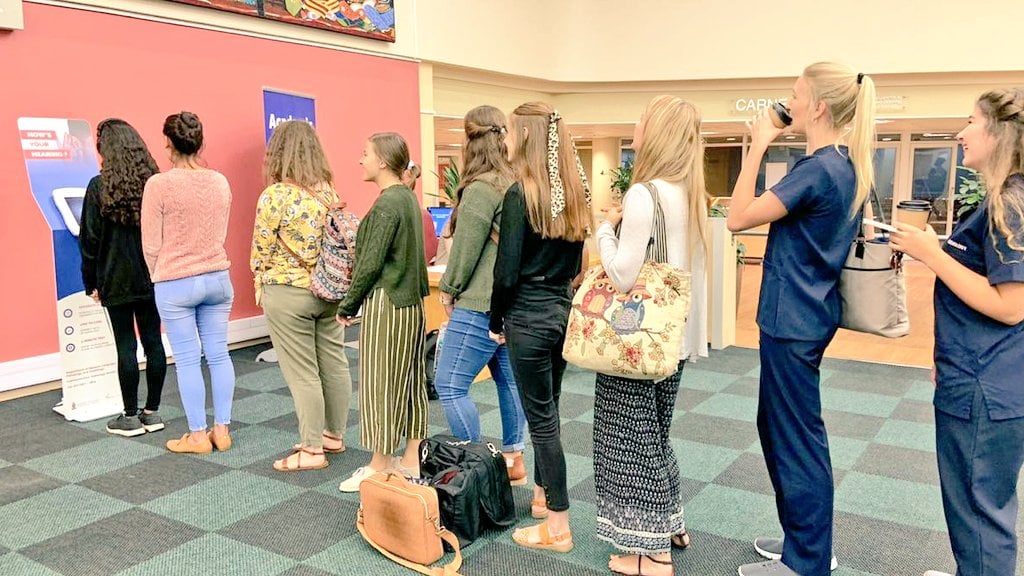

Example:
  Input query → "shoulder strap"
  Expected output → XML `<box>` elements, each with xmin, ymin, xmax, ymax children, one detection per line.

<box><xmin>640</xmin><ymin>182</ymin><xmax>668</xmax><ymax>264</ymax></box>
<box><xmin>357</xmin><ymin>510</ymin><xmax>463</xmax><ymax>576</ymax></box>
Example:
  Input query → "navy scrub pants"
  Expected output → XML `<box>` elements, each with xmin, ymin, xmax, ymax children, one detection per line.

<box><xmin>936</xmin><ymin>387</ymin><xmax>1024</xmax><ymax>576</ymax></box>
<box><xmin>758</xmin><ymin>331</ymin><xmax>835</xmax><ymax>576</ymax></box>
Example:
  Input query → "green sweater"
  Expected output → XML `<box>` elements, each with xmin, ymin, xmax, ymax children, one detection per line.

<box><xmin>439</xmin><ymin>173</ymin><xmax>511</xmax><ymax>312</ymax></box>
<box><xmin>337</xmin><ymin>184</ymin><xmax>428</xmax><ymax>317</ymax></box>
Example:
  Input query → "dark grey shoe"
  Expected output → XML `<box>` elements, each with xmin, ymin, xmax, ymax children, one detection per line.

<box><xmin>139</xmin><ymin>411</ymin><xmax>165</xmax><ymax>433</ymax></box>
<box><xmin>753</xmin><ymin>537</ymin><xmax>838</xmax><ymax>571</ymax></box>
<box><xmin>738</xmin><ymin>560</ymin><xmax>800</xmax><ymax>576</ymax></box>
<box><xmin>106</xmin><ymin>414</ymin><xmax>145</xmax><ymax>437</ymax></box>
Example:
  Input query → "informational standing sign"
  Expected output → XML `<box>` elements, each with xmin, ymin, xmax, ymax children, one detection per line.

<box><xmin>262</xmin><ymin>88</ymin><xmax>316</xmax><ymax>143</ymax></box>
<box><xmin>257</xmin><ymin>89</ymin><xmax>317</xmax><ymax>363</ymax></box>
<box><xmin>19</xmin><ymin>118</ymin><xmax>123</xmax><ymax>421</ymax></box>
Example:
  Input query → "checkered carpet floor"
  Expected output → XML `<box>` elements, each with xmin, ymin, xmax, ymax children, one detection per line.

<box><xmin>1</xmin><ymin>338</ymin><xmax>1018</xmax><ymax>576</ymax></box>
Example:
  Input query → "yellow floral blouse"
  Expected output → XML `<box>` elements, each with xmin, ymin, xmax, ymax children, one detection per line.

<box><xmin>250</xmin><ymin>182</ymin><xmax>336</xmax><ymax>305</ymax></box>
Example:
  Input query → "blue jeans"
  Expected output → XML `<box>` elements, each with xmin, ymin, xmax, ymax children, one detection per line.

<box><xmin>154</xmin><ymin>270</ymin><xmax>235</xmax><ymax>432</ymax></box>
<box><xmin>435</xmin><ymin>308</ymin><xmax>526</xmax><ymax>452</ymax></box>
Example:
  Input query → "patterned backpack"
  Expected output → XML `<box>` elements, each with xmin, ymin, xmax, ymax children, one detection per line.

<box><xmin>309</xmin><ymin>208</ymin><xmax>360</xmax><ymax>302</ymax></box>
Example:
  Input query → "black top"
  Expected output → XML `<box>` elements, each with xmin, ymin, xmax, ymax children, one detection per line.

<box><xmin>79</xmin><ymin>175</ymin><xmax>156</xmax><ymax>307</ymax></box>
<box><xmin>489</xmin><ymin>183</ymin><xmax>584</xmax><ymax>333</ymax></box>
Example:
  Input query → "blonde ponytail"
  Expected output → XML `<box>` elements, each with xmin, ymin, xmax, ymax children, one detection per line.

<box><xmin>803</xmin><ymin>62</ymin><xmax>877</xmax><ymax>217</ymax></box>
<box><xmin>848</xmin><ymin>75</ymin><xmax>877</xmax><ymax>216</ymax></box>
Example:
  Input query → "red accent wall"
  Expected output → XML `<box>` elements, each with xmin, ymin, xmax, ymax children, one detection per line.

<box><xmin>0</xmin><ymin>3</ymin><xmax>420</xmax><ymax>363</ymax></box>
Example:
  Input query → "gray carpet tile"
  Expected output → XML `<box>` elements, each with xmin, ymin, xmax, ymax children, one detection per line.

<box><xmin>821</xmin><ymin>409</ymin><xmax>888</xmax><ymax>441</ymax></box>
<box><xmin>674</xmin><ymin>387</ymin><xmax>716</xmax><ymax>411</ymax></box>
<box><xmin>713</xmin><ymin>452</ymin><xmax>776</xmax><ymax>497</ymax></box>
<box><xmin>19</xmin><ymin>508</ymin><xmax>203</xmax><ymax>576</ymax></box>
<box><xmin>461</xmin><ymin>540</ymin><xmax>605</xmax><ymax>575</ymax></box>
<box><xmin>891</xmin><ymin>397</ymin><xmax>938</xmax><ymax>424</ymax></box>
<box><xmin>79</xmin><ymin>452</ymin><xmax>233</xmax><ymax>505</ymax></box>
<box><xmin>0</xmin><ymin>409</ymin><xmax>106</xmax><ymax>464</ymax></box>
<box><xmin>568</xmin><ymin>474</ymin><xmax>596</xmax><ymax>505</ymax></box>
<box><xmin>242</xmin><ymin>451</ymin><xmax>355</xmax><ymax>490</ymax></box>
<box><xmin>220</xmin><ymin>492</ymin><xmax>359</xmax><ymax>560</ymax></box>
<box><xmin>695</xmin><ymin>349</ymin><xmax>762</xmax><ymax>376</ymax></box>
<box><xmin>0</xmin><ymin>465</ymin><xmax>65</xmax><ymax>507</ymax></box>
<box><xmin>832</xmin><ymin>510</ymin><xmax>955</xmax><ymax>575</ymax></box>
<box><xmin>721</xmin><ymin>375</ymin><xmax>762</xmax><ymax>398</ymax></box>
<box><xmin>852</xmin><ymin>443</ymin><xmax>941</xmax><ymax>485</ymax></box>
<box><xmin>559</xmin><ymin>420</ymin><xmax>594</xmax><ymax>458</ymax></box>
<box><xmin>671</xmin><ymin>412</ymin><xmax>761</xmax><ymax>450</ymax></box>
<box><xmin>825</xmin><ymin>368</ymin><xmax>916</xmax><ymax>397</ymax></box>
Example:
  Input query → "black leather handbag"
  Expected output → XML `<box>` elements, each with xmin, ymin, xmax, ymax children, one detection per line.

<box><xmin>419</xmin><ymin>435</ymin><xmax>516</xmax><ymax>546</ymax></box>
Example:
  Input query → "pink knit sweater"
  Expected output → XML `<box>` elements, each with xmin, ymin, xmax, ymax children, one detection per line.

<box><xmin>141</xmin><ymin>168</ymin><xmax>232</xmax><ymax>282</ymax></box>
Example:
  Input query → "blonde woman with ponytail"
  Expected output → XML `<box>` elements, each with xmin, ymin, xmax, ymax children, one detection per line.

<box><xmin>489</xmin><ymin>101</ymin><xmax>592</xmax><ymax>553</ymax></box>
<box><xmin>591</xmin><ymin>95</ymin><xmax>707</xmax><ymax>576</ymax></box>
<box><xmin>891</xmin><ymin>88</ymin><xmax>1024</xmax><ymax>576</ymax></box>
<box><xmin>727</xmin><ymin>62</ymin><xmax>875</xmax><ymax>576</ymax></box>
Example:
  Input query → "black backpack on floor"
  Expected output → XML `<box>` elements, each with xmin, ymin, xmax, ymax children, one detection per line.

<box><xmin>420</xmin><ymin>434</ymin><xmax>515</xmax><ymax>546</ymax></box>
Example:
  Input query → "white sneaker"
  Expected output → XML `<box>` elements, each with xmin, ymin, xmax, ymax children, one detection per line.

<box><xmin>338</xmin><ymin>466</ymin><xmax>377</xmax><ymax>493</ymax></box>
<box><xmin>922</xmin><ymin>571</ymin><xmax>953</xmax><ymax>576</ymax></box>
<box><xmin>753</xmin><ymin>537</ymin><xmax>838</xmax><ymax>571</ymax></box>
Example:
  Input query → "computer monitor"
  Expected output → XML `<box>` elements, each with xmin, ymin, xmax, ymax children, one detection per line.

<box><xmin>52</xmin><ymin>187</ymin><xmax>87</xmax><ymax>237</ymax></box>
<box><xmin>427</xmin><ymin>206</ymin><xmax>453</xmax><ymax>237</ymax></box>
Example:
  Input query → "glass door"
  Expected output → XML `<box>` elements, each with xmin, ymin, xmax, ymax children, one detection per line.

<box><xmin>907</xmin><ymin>142</ymin><xmax>956</xmax><ymax>234</ymax></box>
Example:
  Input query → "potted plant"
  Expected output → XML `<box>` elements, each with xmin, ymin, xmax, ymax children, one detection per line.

<box><xmin>429</xmin><ymin>162</ymin><xmax>461</xmax><ymax>206</ymax></box>
<box><xmin>608</xmin><ymin>160</ymin><xmax>634</xmax><ymax>201</ymax></box>
<box><xmin>955</xmin><ymin>165</ymin><xmax>986</xmax><ymax>217</ymax></box>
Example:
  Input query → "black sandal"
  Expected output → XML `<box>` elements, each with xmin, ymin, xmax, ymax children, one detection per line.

<box><xmin>610</xmin><ymin>555</ymin><xmax>673</xmax><ymax>576</ymax></box>
<box><xmin>638</xmin><ymin>555</ymin><xmax>673</xmax><ymax>576</ymax></box>
<box><xmin>671</xmin><ymin>530</ymin><xmax>690</xmax><ymax>549</ymax></box>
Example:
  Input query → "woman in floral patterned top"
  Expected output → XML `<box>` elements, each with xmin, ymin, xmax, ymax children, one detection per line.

<box><xmin>250</xmin><ymin>120</ymin><xmax>353</xmax><ymax>472</ymax></box>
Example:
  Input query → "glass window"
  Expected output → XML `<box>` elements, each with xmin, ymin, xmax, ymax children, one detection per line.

<box><xmin>705</xmin><ymin>146</ymin><xmax>743</xmax><ymax>198</ymax></box>
<box><xmin>757</xmin><ymin>146</ymin><xmax>807</xmax><ymax>194</ymax></box>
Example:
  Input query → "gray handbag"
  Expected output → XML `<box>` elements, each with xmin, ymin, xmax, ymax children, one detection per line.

<box><xmin>838</xmin><ymin>195</ymin><xmax>910</xmax><ymax>338</ymax></box>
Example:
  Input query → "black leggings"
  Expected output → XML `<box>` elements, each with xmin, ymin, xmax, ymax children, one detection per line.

<box><xmin>106</xmin><ymin>299</ymin><xmax>167</xmax><ymax>416</ymax></box>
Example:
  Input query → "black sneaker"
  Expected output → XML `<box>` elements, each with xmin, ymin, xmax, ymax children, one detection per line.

<box><xmin>106</xmin><ymin>414</ymin><xmax>146</xmax><ymax>437</ymax></box>
<box><xmin>753</xmin><ymin>537</ymin><xmax>838</xmax><ymax>571</ymax></box>
<box><xmin>139</xmin><ymin>411</ymin><xmax>165</xmax><ymax>433</ymax></box>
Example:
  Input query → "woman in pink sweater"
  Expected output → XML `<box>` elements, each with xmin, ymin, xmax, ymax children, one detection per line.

<box><xmin>141</xmin><ymin>111</ymin><xmax>235</xmax><ymax>455</ymax></box>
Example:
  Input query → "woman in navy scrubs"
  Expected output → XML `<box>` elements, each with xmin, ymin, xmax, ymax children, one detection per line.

<box><xmin>727</xmin><ymin>62</ymin><xmax>877</xmax><ymax>576</ymax></box>
<box><xmin>892</xmin><ymin>88</ymin><xmax>1024</xmax><ymax>576</ymax></box>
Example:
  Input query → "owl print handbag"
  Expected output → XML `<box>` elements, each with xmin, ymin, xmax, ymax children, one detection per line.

<box><xmin>563</xmin><ymin>182</ymin><xmax>691</xmax><ymax>380</ymax></box>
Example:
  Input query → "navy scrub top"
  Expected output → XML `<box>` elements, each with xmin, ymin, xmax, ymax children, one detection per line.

<box><xmin>934</xmin><ymin>174</ymin><xmax>1024</xmax><ymax>421</ymax></box>
<box><xmin>757</xmin><ymin>145</ymin><xmax>860</xmax><ymax>342</ymax></box>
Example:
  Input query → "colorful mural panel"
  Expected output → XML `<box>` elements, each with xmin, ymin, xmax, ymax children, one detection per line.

<box><xmin>165</xmin><ymin>0</ymin><xmax>395</xmax><ymax>42</ymax></box>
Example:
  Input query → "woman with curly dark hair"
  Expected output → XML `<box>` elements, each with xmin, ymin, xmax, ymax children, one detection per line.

<box><xmin>80</xmin><ymin>118</ymin><xmax>168</xmax><ymax>438</ymax></box>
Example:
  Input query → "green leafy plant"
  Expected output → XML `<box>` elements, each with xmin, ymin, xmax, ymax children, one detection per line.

<box><xmin>427</xmin><ymin>162</ymin><xmax>461</xmax><ymax>205</ymax></box>
<box><xmin>955</xmin><ymin>165</ymin><xmax>986</xmax><ymax>217</ymax></box>
<box><xmin>609</xmin><ymin>160</ymin><xmax>634</xmax><ymax>200</ymax></box>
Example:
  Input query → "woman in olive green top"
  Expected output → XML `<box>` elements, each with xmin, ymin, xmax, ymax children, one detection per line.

<box><xmin>336</xmin><ymin>132</ymin><xmax>429</xmax><ymax>493</ymax></box>
<box><xmin>436</xmin><ymin>105</ymin><xmax>528</xmax><ymax>485</ymax></box>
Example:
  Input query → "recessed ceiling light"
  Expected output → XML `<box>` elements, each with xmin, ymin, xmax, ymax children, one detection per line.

<box><xmin>882</xmin><ymin>137</ymin><xmax>893</xmax><ymax>141</ymax></box>
<box><xmin>785</xmin><ymin>135</ymin><xmax>796</xmax><ymax>140</ymax></box>
<box><xmin>923</xmin><ymin>133</ymin><xmax>952</xmax><ymax>137</ymax></box>
<box><xmin>446</xmin><ymin>128</ymin><xmax>463</xmax><ymax>132</ymax></box>
<box><xmin>875</xmin><ymin>120</ymin><xmax>893</xmax><ymax>125</ymax></box>
<box><xmin>726</xmin><ymin>137</ymin><xmax>737</xmax><ymax>141</ymax></box>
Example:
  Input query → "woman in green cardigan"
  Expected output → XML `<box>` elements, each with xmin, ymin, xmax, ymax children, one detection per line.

<box><xmin>336</xmin><ymin>132</ymin><xmax>429</xmax><ymax>493</ymax></box>
<box><xmin>436</xmin><ymin>105</ymin><xmax>529</xmax><ymax>485</ymax></box>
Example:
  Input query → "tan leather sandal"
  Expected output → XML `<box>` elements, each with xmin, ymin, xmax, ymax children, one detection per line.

<box><xmin>273</xmin><ymin>447</ymin><xmax>329</xmax><ymax>472</ymax></box>
<box><xmin>292</xmin><ymin>432</ymin><xmax>345</xmax><ymax>454</ymax></box>
<box><xmin>511</xmin><ymin>522</ymin><xmax>573</xmax><ymax>553</ymax></box>
<box><xmin>531</xmin><ymin>498</ymin><xmax>548</xmax><ymax>519</ymax></box>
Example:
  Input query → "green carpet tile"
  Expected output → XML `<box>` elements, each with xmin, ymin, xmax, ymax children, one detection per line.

<box><xmin>1</xmin><ymin>340</ymin><xmax>1021</xmax><ymax>576</ymax></box>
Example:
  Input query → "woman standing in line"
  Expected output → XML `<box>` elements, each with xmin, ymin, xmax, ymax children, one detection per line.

<box><xmin>251</xmin><ymin>120</ymin><xmax>353</xmax><ymax>471</ymax></box>
<box><xmin>489</xmin><ymin>101</ymin><xmax>591</xmax><ymax>553</ymax></box>
<box><xmin>436</xmin><ymin>104</ymin><xmax>528</xmax><ymax>485</ymax></box>
<box><xmin>592</xmin><ymin>95</ymin><xmax>709</xmax><ymax>576</ymax></box>
<box><xmin>727</xmin><ymin>63</ymin><xmax>876</xmax><ymax>576</ymax></box>
<box><xmin>892</xmin><ymin>88</ymin><xmax>1024</xmax><ymax>576</ymax></box>
<box><xmin>80</xmin><ymin>118</ymin><xmax>168</xmax><ymax>438</ymax></box>
<box><xmin>142</xmin><ymin>111</ymin><xmax>235</xmax><ymax>455</ymax></box>
<box><xmin>336</xmin><ymin>132</ymin><xmax>429</xmax><ymax>492</ymax></box>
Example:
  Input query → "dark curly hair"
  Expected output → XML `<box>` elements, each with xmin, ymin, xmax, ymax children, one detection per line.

<box><xmin>163</xmin><ymin>111</ymin><xmax>204</xmax><ymax>157</ymax></box>
<box><xmin>96</xmin><ymin>119</ymin><xmax>159</xmax><ymax>226</ymax></box>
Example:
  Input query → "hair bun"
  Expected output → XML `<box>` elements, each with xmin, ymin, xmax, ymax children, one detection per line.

<box><xmin>163</xmin><ymin>111</ymin><xmax>204</xmax><ymax>157</ymax></box>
